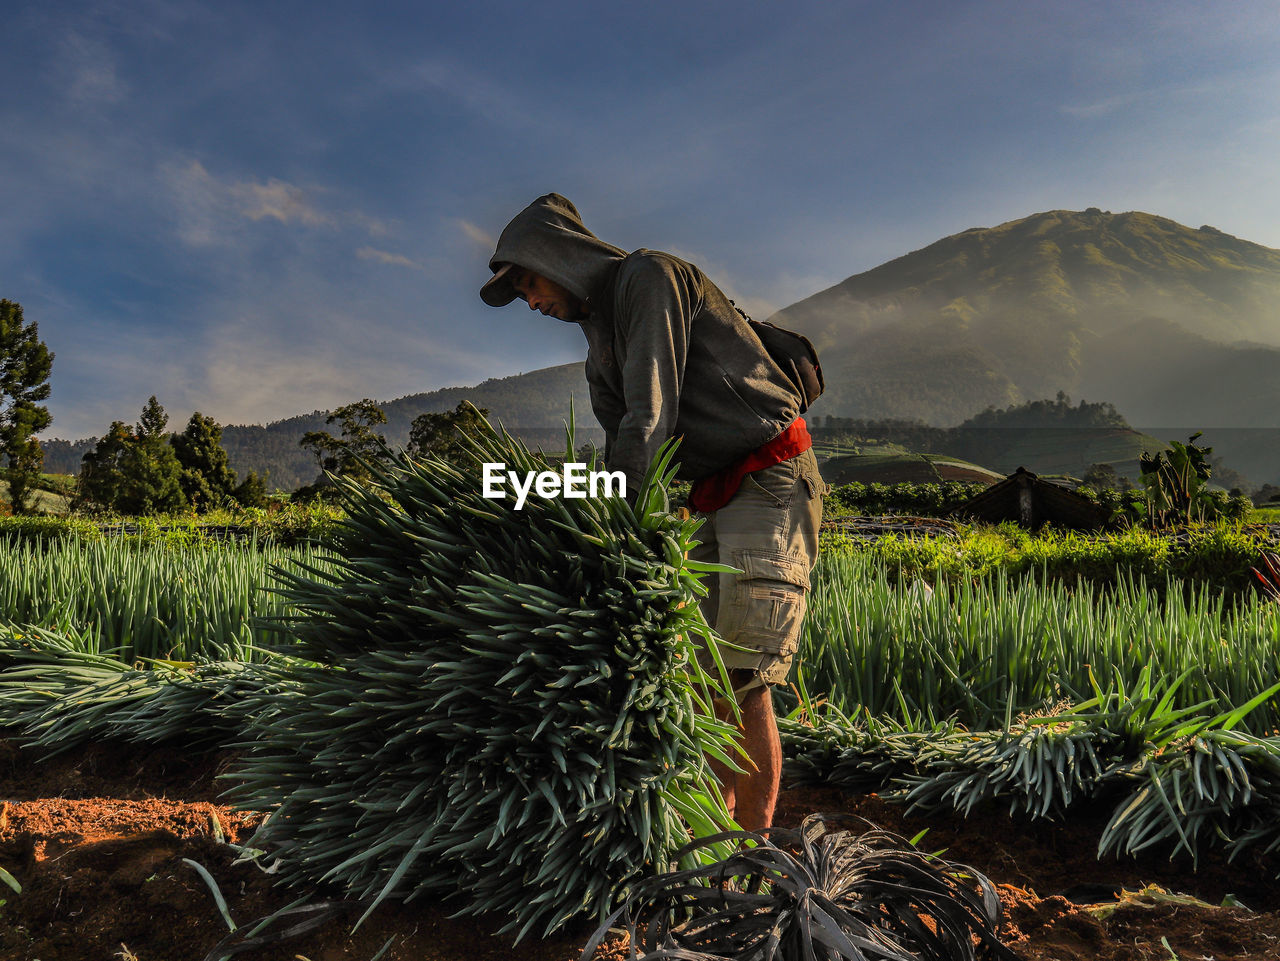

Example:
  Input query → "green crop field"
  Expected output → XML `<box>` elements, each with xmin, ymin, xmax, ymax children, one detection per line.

<box><xmin>795</xmin><ymin>550</ymin><xmax>1280</xmax><ymax>732</ymax></box>
<box><xmin>0</xmin><ymin>536</ymin><xmax>335</xmax><ymax>662</ymax></box>
<box><xmin>1</xmin><ymin>464</ymin><xmax>1278</xmax><ymax>952</ymax></box>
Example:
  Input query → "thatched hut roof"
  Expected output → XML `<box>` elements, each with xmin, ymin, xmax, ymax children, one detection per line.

<box><xmin>949</xmin><ymin>467</ymin><xmax>1111</xmax><ymax>531</ymax></box>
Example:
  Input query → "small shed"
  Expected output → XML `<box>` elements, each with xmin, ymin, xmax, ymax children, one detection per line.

<box><xmin>949</xmin><ymin>467</ymin><xmax>1111</xmax><ymax>531</ymax></box>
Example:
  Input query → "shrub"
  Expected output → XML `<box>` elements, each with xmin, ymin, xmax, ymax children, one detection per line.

<box><xmin>825</xmin><ymin>480</ymin><xmax>988</xmax><ymax>519</ymax></box>
<box><xmin>0</xmin><ymin>502</ymin><xmax>342</xmax><ymax>547</ymax></box>
<box><xmin>820</xmin><ymin>521</ymin><xmax>1274</xmax><ymax>602</ymax></box>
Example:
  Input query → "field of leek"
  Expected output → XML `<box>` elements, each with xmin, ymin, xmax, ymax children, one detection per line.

<box><xmin>795</xmin><ymin>550</ymin><xmax>1280</xmax><ymax>732</ymax></box>
<box><xmin>0</xmin><ymin>535</ymin><xmax>335</xmax><ymax>662</ymax></box>
<box><xmin>1</xmin><ymin>507</ymin><xmax>1278</xmax><ymax>927</ymax></box>
<box><xmin>778</xmin><ymin>545</ymin><xmax>1280</xmax><ymax>866</ymax></box>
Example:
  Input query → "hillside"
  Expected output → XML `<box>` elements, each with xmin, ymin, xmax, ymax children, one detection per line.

<box><xmin>39</xmin><ymin>208</ymin><xmax>1280</xmax><ymax>491</ymax></box>
<box><xmin>0</xmin><ymin>481</ymin><xmax>71</xmax><ymax>515</ymax></box>
<box><xmin>771</xmin><ymin>209</ymin><xmax>1280</xmax><ymax>427</ymax></box>
<box><xmin>816</xmin><ymin>450</ymin><xmax>1003</xmax><ymax>486</ymax></box>
<box><xmin>41</xmin><ymin>364</ymin><xmax>599</xmax><ymax>491</ymax></box>
<box><xmin>815</xmin><ymin>397</ymin><xmax>1172</xmax><ymax>483</ymax></box>
<box><xmin>941</xmin><ymin>426</ymin><xmax>1167</xmax><ymax>481</ymax></box>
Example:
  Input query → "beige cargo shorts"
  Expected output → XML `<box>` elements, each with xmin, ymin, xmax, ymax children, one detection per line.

<box><xmin>689</xmin><ymin>447</ymin><xmax>826</xmax><ymax>697</ymax></box>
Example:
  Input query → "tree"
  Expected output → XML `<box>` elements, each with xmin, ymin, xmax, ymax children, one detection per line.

<box><xmin>1139</xmin><ymin>432</ymin><xmax>1214</xmax><ymax>527</ymax></box>
<box><xmin>297</xmin><ymin>399</ymin><xmax>388</xmax><ymax>499</ymax></box>
<box><xmin>1254</xmin><ymin>483</ymin><xmax>1280</xmax><ymax>507</ymax></box>
<box><xmin>233</xmin><ymin>469</ymin><xmax>268</xmax><ymax>508</ymax></box>
<box><xmin>73</xmin><ymin>421</ymin><xmax>133</xmax><ymax>514</ymax></box>
<box><xmin>1080</xmin><ymin>462</ymin><xmax>1132</xmax><ymax>493</ymax></box>
<box><xmin>118</xmin><ymin>396</ymin><xmax>186</xmax><ymax>515</ymax></box>
<box><xmin>172</xmin><ymin>411</ymin><xmax>238</xmax><ymax>511</ymax></box>
<box><xmin>0</xmin><ymin>300</ymin><xmax>54</xmax><ymax>514</ymax></box>
<box><xmin>407</xmin><ymin>401</ymin><xmax>490</xmax><ymax>466</ymax></box>
<box><xmin>1207</xmin><ymin>455</ymin><xmax>1251</xmax><ymax>497</ymax></box>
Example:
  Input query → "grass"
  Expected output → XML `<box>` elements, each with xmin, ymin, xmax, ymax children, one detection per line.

<box><xmin>0</xmin><ymin>480</ymin><xmax>71</xmax><ymax>515</ymax></box>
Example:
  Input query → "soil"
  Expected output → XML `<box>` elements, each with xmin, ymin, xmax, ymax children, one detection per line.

<box><xmin>0</xmin><ymin>740</ymin><xmax>1277</xmax><ymax>961</ymax></box>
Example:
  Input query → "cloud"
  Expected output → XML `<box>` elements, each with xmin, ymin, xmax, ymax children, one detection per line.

<box><xmin>665</xmin><ymin>246</ymin><xmax>781</xmax><ymax>321</ymax></box>
<box><xmin>1060</xmin><ymin>92</ymin><xmax>1146</xmax><ymax>119</ymax></box>
<box><xmin>231</xmin><ymin>178</ymin><xmax>332</xmax><ymax>226</ymax></box>
<box><xmin>160</xmin><ymin>159</ymin><xmax>403</xmax><ymax>250</ymax></box>
<box><xmin>60</xmin><ymin>32</ymin><xmax>127</xmax><ymax>106</ymax></box>
<box><xmin>1060</xmin><ymin>77</ymin><xmax>1239</xmax><ymax>121</ymax></box>
<box><xmin>457</xmin><ymin>218</ymin><xmax>495</xmax><ymax>249</ymax></box>
<box><xmin>163</xmin><ymin>160</ymin><xmax>336</xmax><ymax>245</ymax></box>
<box><xmin>408</xmin><ymin>56</ymin><xmax>535</xmax><ymax>131</ymax></box>
<box><xmin>183</xmin><ymin>298</ymin><xmax>496</xmax><ymax>431</ymax></box>
<box><xmin>357</xmin><ymin>246</ymin><xmax>422</xmax><ymax>270</ymax></box>
<box><xmin>352</xmin><ymin>212</ymin><xmax>393</xmax><ymax>238</ymax></box>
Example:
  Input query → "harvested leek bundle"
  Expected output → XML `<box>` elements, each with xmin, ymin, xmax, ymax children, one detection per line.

<box><xmin>227</xmin><ymin>418</ymin><xmax>739</xmax><ymax>939</ymax></box>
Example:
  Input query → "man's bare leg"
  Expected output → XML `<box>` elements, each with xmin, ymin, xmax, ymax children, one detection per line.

<box><xmin>733</xmin><ymin>682</ymin><xmax>781</xmax><ymax>832</ymax></box>
<box><xmin>709</xmin><ymin>671</ymin><xmax>781</xmax><ymax>832</ymax></box>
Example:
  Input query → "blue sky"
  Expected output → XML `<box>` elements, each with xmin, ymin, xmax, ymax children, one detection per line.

<box><xmin>4</xmin><ymin>0</ymin><xmax>1279</xmax><ymax>439</ymax></box>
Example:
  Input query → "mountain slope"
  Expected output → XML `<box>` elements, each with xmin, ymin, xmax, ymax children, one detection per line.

<box><xmin>775</xmin><ymin>208</ymin><xmax>1280</xmax><ymax>349</ymax></box>
<box><xmin>40</xmin><ymin>208</ymin><xmax>1280</xmax><ymax>490</ymax></box>
<box><xmin>770</xmin><ymin>208</ymin><xmax>1280</xmax><ymax>427</ymax></box>
<box><xmin>41</xmin><ymin>364</ymin><xmax>597</xmax><ymax>491</ymax></box>
<box><xmin>218</xmin><ymin>362</ymin><xmax>598</xmax><ymax>489</ymax></box>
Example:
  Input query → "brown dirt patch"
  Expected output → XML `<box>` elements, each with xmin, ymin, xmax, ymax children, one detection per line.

<box><xmin>1</xmin><ymin>741</ymin><xmax>1278</xmax><ymax>960</ymax></box>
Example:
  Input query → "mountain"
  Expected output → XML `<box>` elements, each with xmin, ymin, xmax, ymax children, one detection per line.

<box><xmin>42</xmin><ymin>364</ymin><xmax>598</xmax><ymax>491</ymax></box>
<box><xmin>1077</xmin><ymin>317</ymin><xmax>1280</xmax><ymax>425</ymax></box>
<box><xmin>769</xmin><ymin>208</ymin><xmax>1280</xmax><ymax>427</ymax></box>
<box><xmin>40</xmin><ymin>208</ymin><xmax>1280</xmax><ymax>490</ymax></box>
<box><xmin>215</xmin><ymin>362</ymin><xmax>598</xmax><ymax>489</ymax></box>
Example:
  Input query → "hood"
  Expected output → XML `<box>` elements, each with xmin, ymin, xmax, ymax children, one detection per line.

<box><xmin>481</xmin><ymin>193</ymin><xmax>626</xmax><ymax>307</ymax></box>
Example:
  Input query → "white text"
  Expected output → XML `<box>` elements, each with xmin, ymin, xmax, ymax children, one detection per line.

<box><xmin>481</xmin><ymin>462</ymin><xmax>626</xmax><ymax>509</ymax></box>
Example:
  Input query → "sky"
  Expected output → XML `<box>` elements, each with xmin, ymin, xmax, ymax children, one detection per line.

<box><xmin>3</xmin><ymin>0</ymin><xmax>1279</xmax><ymax>440</ymax></box>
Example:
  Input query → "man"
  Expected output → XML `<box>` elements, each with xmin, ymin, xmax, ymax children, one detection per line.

<box><xmin>480</xmin><ymin>193</ymin><xmax>825</xmax><ymax>831</ymax></box>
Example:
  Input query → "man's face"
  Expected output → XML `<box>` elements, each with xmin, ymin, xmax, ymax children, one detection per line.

<box><xmin>511</xmin><ymin>268</ymin><xmax>586</xmax><ymax>321</ymax></box>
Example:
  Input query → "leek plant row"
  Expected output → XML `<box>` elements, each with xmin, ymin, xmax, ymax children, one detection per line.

<box><xmin>0</xmin><ymin>537</ymin><xmax>336</xmax><ymax>663</ymax></box>
<box><xmin>800</xmin><ymin>551</ymin><xmax>1280</xmax><ymax>733</ymax></box>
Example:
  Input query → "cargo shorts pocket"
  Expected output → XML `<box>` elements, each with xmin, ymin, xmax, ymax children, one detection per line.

<box><xmin>797</xmin><ymin>454</ymin><xmax>830</xmax><ymax>501</ymax></box>
<box><xmin>718</xmin><ymin>548</ymin><xmax>810</xmax><ymax>657</ymax></box>
<box><xmin>741</xmin><ymin>458</ymin><xmax>800</xmax><ymax>510</ymax></box>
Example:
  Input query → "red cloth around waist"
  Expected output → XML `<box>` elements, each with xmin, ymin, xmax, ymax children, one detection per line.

<box><xmin>688</xmin><ymin>418</ymin><xmax>811</xmax><ymax>514</ymax></box>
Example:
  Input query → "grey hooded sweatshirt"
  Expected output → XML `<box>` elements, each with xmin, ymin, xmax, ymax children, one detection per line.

<box><xmin>486</xmin><ymin>193</ymin><xmax>802</xmax><ymax>490</ymax></box>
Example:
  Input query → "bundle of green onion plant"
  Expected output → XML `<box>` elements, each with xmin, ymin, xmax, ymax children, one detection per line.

<box><xmin>227</xmin><ymin>415</ymin><xmax>740</xmax><ymax>939</ymax></box>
